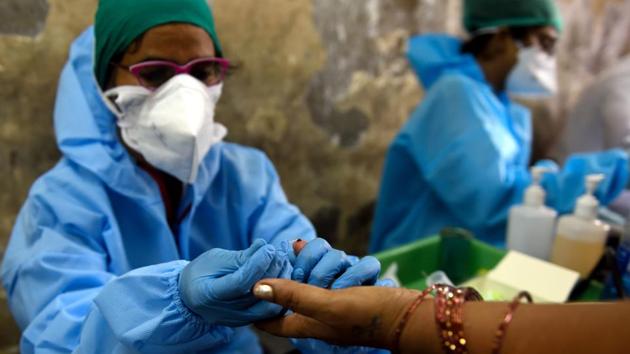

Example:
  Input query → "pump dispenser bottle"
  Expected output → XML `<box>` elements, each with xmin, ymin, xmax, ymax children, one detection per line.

<box><xmin>551</xmin><ymin>175</ymin><xmax>610</xmax><ymax>278</ymax></box>
<box><xmin>507</xmin><ymin>167</ymin><xmax>557</xmax><ymax>260</ymax></box>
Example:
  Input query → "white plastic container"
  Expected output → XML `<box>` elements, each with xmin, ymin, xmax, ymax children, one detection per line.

<box><xmin>507</xmin><ymin>167</ymin><xmax>558</xmax><ymax>260</ymax></box>
<box><xmin>551</xmin><ymin>174</ymin><xmax>610</xmax><ymax>278</ymax></box>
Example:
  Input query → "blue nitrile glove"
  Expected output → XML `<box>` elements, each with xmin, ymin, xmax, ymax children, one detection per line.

<box><xmin>291</xmin><ymin>339</ymin><xmax>390</xmax><ymax>354</ymax></box>
<box><xmin>540</xmin><ymin>149</ymin><xmax>629</xmax><ymax>213</ymax></box>
<box><xmin>179</xmin><ymin>239</ymin><xmax>291</xmax><ymax>327</ymax></box>
<box><xmin>331</xmin><ymin>256</ymin><xmax>382</xmax><ymax>289</ymax></box>
<box><xmin>292</xmin><ymin>238</ymin><xmax>381</xmax><ymax>289</ymax></box>
<box><xmin>292</xmin><ymin>238</ymin><xmax>351</xmax><ymax>287</ymax></box>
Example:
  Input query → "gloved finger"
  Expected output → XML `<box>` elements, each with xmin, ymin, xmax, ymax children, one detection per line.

<box><xmin>278</xmin><ymin>239</ymin><xmax>298</xmax><ymax>264</ymax></box>
<box><xmin>238</xmin><ymin>239</ymin><xmax>268</xmax><ymax>265</ymax></box>
<box><xmin>264</xmin><ymin>243</ymin><xmax>294</xmax><ymax>280</ymax></box>
<box><xmin>307</xmin><ymin>250</ymin><xmax>350</xmax><ymax>288</ymax></box>
<box><xmin>211</xmin><ymin>244</ymin><xmax>276</xmax><ymax>300</ymax></box>
<box><xmin>292</xmin><ymin>238</ymin><xmax>332</xmax><ymax>282</ymax></box>
<box><xmin>277</xmin><ymin>256</ymin><xmax>293</xmax><ymax>280</ymax></box>
<box><xmin>331</xmin><ymin>256</ymin><xmax>381</xmax><ymax>290</ymax></box>
<box><xmin>598</xmin><ymin>150</ymin><xmax>629</xmax><ymax>202</ymax></box>
<box><xmin>278</xmin><ymin>240</ymin><xmax>294</xmax><ymax>262</ymax></box>
<box><xmin>347</xmin><ymin>255</ymin><xmax>360</xmax><ymax>266</ymax></box>
<box><xmin>263</xmin><ymin>250</ymin><xmax>290</xmax><ymax>279</ymax></box>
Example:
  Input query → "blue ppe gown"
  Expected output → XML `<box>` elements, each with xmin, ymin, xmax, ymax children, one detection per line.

<box><xmin>370</xmin><ymin>34</ymin><xmax>629</xmax><ymax>253</ymax></box>
<box><xmin>1</xmin><ymin>28</ymin><xmax>317</xmax><ymax>353</ymax></box>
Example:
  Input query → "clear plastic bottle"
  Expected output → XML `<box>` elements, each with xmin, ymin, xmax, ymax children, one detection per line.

<box><xmin>507</xmin><ymin>167</ymin><xmax>557</xmax><ymax>260</ymax></box>
<box><xmin>551</xmin><ymin>175</ymin><xmax>610</xmax><ymax>278</ymax></box>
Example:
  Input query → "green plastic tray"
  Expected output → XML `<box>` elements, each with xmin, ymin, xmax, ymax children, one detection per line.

<box><xmin>374</xmin><ymin>230</ymin><xmax>603</xmax><ymax>301</ymax></box>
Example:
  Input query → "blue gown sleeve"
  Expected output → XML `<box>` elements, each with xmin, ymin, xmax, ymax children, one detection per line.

<box><xmin>407</xmin><ymin>76</ymin><xmax>531</xmax><ymax>231</ymax></box>
<box><xmin>2</xmin><ymin>196</ymin><xmax>233</xmax><ymax>354</ymax></box>
<box><xmin>246</xmin><ymin>153</ymin><xmax>317</xmax><ymax>248</ymax></box>
<box><xmin>406</xmin><ymin>76</ymin><xmax>628</xmax><ymax>234</ymax></box>
<box><xmin>78</xmin><ymin>261</ymin><xmax>234</xmax><ymax>354</ymax></box>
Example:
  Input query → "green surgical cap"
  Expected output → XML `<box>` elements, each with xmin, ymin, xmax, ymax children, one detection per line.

<box><xmin>94</xmin><ymin>0</ymin><xmax>223</xmax><ymax>88</ymax></box>
<box><xmin>463</xmin><ymin>0</ymin><xmax>563</xmax><ymax>33</ymax></box>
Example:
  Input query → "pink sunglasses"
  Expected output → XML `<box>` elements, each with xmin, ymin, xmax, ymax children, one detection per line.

<box><xmin>116</xmin><ymin>57</ymin><xmax>231</xmax><ymax>89</ymax></box>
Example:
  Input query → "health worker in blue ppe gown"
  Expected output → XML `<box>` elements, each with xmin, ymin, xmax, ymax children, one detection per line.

<box><xmin>370</xmin><ymin>0</ymin><xmax>629</xmax><ymax>253</ymax></box>
<box><xmin>0</xmin><ymin>1</ymin><xmax>387</xmax><ymax>353</ymax></box>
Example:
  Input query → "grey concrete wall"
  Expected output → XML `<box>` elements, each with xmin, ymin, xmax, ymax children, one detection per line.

<box><xmin>0</xmin><ymin>0</ymin><xmax>49</xmax><ymax>36</ymax></box>
<box><xmin>0</xmin><ymin>0</ymin><xmax>629</xmax><ymax>350</ymax></box>
<box><xmin>212</xmin><ymin>0</ymin><xmax>461</xmax><ymax>253</ymax></box>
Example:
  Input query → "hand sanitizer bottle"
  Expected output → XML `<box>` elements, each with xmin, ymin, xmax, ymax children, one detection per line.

<box><xmin>507</xmin><ymin>167</ymin><xmax>557</xmax><ymax>260</ymax></box>
<box><xmin>551</xmin><ymin>174</ymin><xmax>610</xmax><ymax>278</ymax></box>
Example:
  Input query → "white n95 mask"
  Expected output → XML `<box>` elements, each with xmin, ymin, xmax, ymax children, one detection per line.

<box><xmin>104</xmin><ymin>74</ymin><xmax>227</xmax><ymax>184</ymax></box>
<box><xmin>506</xmin><ymin>45</ymin><xmax>558</xmax><ymax>99</ymax></box>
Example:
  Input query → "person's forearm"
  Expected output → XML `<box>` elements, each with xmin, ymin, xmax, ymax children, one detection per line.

<box><xmin>401</xmin><ymin>300</ymin><xmax>630</xmax><ymax>354</ymax></box>
<box><xmin>399</xmin><ymin>300</ymin><xmax>441</xmax><ymax>354</ymax></box>
<box><xmin>497</xmin><ymin>302</ymin><xmax>629</xmax><ymax>354</ymax></box>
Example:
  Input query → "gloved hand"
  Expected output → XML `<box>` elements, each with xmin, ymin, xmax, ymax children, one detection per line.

<box><xmin>291</xmin><ymin>238</ymin><xmax>350</xmax><ymax>287</ymax></box>
<box><xmin>179</xmin><ymin>239</ymin><xmax>291</xmax><ymax>327</ymax></box>
<box><xmin>291</xmin><ymin>238</ymin><xmax>381</xmax><ymax>289</ymax></box>
<box><xmin>331</xmin><ymin>255</ymin><xmax>382</xmax><ymax>289</ymax></box>
<box><xmin>540</xmin><ymin>149</ymin><xmax>629</xmax><ymax>213</ymax></box>
<box><xmin>291</xmin><ymin>338</ymin><xmax>390</xmax><ymax>354</ymax></box>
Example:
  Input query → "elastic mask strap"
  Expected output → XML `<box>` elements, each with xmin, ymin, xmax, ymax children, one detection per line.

<box><xmin>91</xmin><ymin>42</ymin><xmax>122</xmax><ymax>117</ymax></box>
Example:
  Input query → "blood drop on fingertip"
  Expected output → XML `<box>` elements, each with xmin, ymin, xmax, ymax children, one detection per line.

<box><xmin>293</xmin><ymin>239</ymin><xmax>307</xmax><ymax>255</ymax></box>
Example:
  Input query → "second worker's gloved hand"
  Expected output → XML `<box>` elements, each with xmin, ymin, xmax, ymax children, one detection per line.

<box><xmin>290</xmin><ymin>338</ymin><xmax>391</xmax><ymax>354</ymax></box>
<box><xmin>540</xmin><ymin>149</ymin><xmax>630</xmax><ymax>213</ymax></box>
<box><xmin>291</xmin><ymin>238</ymin><xmax>381</xmax><ymax>289</ymax></box>
<box><xmin>331</xmin><ymin>255</ymin><xmax>382</xmax><ymax>289</ymax></box>
<box><xmin>179</xmin><ymin>239</ymin><xmax>291</xmax><ymax>327</ymax></box>
<box><xmin>291</xmin><ymin>238</ymin><xmax>350</xmax><ymax>287</ymax></box>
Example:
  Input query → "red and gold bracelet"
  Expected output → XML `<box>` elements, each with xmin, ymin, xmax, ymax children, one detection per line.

<box><xmin>434</xmin><ymin>285</ymin><xmax>483</xmax><ymax>354</ymax></box>
<box><xmin>392</xmin><ymin>284</ymin><xmax>484</xmax><ymax>354</ymax></box>
<box><xmin>492</xmin><ymin>291</ymin><xmax>533</xmax><ymax>354</ymax></box>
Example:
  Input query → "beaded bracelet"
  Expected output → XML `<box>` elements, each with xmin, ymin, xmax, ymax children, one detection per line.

<box><xmin>392</xmin><ymin>284</ymin><xmax>484</xmax><ymax>353</ymax></box>
<box><xmin>434</xmin><ymin>285</ymin><xmax>483</xmax><ymax>354</ymax></box>
<box><xmin>492</xmin><ymin>291</ymin><xmax>533</xmax><ymax>354</ymax></box>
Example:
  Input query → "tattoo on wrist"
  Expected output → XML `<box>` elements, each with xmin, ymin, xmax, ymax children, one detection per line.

<box><xmin>352</xmin><ymin>316</ymin><xmax>382</xmax><ymax>339</ymax></box>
